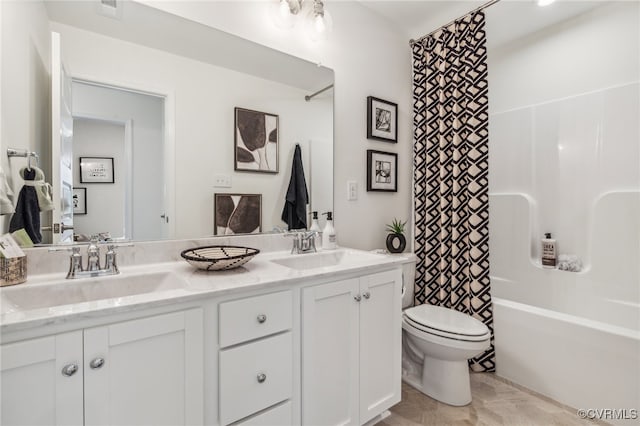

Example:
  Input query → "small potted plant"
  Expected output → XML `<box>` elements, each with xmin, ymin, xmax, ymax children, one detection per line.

<box><xmin>385</xmin><ymin>218</ymin><xmax>407</xmax><ymax>253</ymax></box>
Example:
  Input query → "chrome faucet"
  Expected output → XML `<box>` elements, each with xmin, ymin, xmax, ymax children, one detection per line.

<box><xmin>285</xmin><ymin>230</ymin><xmax>318</xmax><ymax>254</ymax></box>
<box><xmin>50</xmin><ymin>235</ymin><xmax>133</xmax><ymax>279</ymax></box>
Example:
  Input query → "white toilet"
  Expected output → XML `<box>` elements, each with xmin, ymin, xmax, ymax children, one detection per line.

<box><xmin>400</xmin><ymin>259</ymin><xmax>491</xmax><ymax>406</ymax></box>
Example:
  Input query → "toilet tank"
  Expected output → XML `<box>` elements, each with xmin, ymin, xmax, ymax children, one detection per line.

<box><xmin>401</xmin><ymin>259</ymin><xmax>416</xmax><ymax>309</ymax></box>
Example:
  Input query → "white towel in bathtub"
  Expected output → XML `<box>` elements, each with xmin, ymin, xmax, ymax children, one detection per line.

<box><xmin>558</xmin><ymin>254</ymin><xmax>582</xmax><ymax>272</ymax></box>
<box><xmin>0</xmin><ymin>166</ymin><xmax>14</xmax><ymax>215</ymax></box>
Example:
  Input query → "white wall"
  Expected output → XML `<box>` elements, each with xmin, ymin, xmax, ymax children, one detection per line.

<box><xmin>54</xmin><ymin>22</ymin><xmax>333</xmax><ymax>239</ymax></box>
<box><xmin>73</xmin><ymin>118</ymin><xmax>126</xmax><ymax>238</ymax></box>
<box><xmin>139</xmin><ymin>0</ymin><xmax>413</xmax><ymax>250</ymax></box>
<box><xmin>0</xmin><ymin>0</ymin><xmax>50</xmax><ymax>236</ymax></box>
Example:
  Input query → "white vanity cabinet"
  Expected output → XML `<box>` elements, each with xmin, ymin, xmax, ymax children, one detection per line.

<box><xmin>301</xmin><ymin>269</ymin><xmax>402</xmax><ymax>426</ymax></box>
<box><xmin>218</xmin><ymin>290</ymin><xmax>294</xmax><ymax>426</ymax></box>
<box><xmin>0</xmin><ymin>308</ymin><xmax>203</xmax><ymax>426</ymax></box>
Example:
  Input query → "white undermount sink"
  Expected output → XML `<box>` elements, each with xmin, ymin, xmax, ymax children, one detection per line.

<box><xmin>0</xmin><ymin>271</ymin><xmax>188</xmax><ymax>312</ymax></box>
<box><xmin>270</xmin><ymin>250</ymin><xmax>386</xmax><ymax>271</ymax></box>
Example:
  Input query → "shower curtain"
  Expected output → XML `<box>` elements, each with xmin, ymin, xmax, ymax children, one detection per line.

<box><xmin>412</xmin><ymin>11</ymin><xmax>495</xmax><ymax>372</ymax></box>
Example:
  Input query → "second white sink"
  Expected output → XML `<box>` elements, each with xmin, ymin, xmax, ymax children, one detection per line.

<box><xmin>270</xmin><ymin>250</ymin><xmax>386</xmax><ymax>271</ymax></box>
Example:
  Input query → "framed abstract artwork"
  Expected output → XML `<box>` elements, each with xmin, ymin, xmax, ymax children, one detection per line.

<box><xmin>366</xmin><ymin>150</ymin><xmax>397</xmax><ymax>192</ymax></box>
<box><xmin>234</xmin><ymin>107</ymin><xmax>279</xmax><ymax>173</ymax></box>
<box><xmin>367</xmin><ymin>96</ymin><xmax>397</xmax><ymax>143</ymax></box>
<box><xmin>214</xmin><ymin>193</ymin><xmax>262</xmax><ymax>235</ymax></box>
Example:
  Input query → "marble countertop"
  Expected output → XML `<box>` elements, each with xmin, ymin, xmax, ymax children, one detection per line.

<box><xmin>0</xmin><ymin>248</ymin><xmax>413</xmax><ymax>334</ymax></box>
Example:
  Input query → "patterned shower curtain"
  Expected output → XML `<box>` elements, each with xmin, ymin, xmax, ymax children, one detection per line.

<box><xmin>412</xmin><ymin>11</ymin><xmax>495</xmax><ymax>372</ymax></box>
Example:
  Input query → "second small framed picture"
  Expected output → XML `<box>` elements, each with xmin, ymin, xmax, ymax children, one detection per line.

<box><xmin>367</xmin><ymin>96</ymin><xmax>397</xmax><ymax>143</ymax></box>
<box><xmin>367</xmin><ymin>150</ymin><xmax>397</xmax><ymax>192</ymax></box>
<box><xmin>73</xmin><ymin>187</ymin><xmax>87</xmax><ymax>215</ymax></box>
<box><xmin>80</xmin><ymin>157</ymin><xmax>115</xmax><ymax>183</ymax></box>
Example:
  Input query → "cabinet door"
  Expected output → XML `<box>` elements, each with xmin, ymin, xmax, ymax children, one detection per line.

<box><xmin>302</xmin><ymin>278</ymin><xmax>360</xmax><ymax>426</ymax></box>
<box><xmin>359</xmin><ymin>270</ymin><xmax>402</xmax><ymax>424</ymax></box>
<box><xmin>1</xmin><ymin>331</ymin><xmax>83</xmax><ymax>426</ymax></box>
<box><xmin>84</xmin><ymin>309</ymin><xmax>203</xmax><ymax>426</ymax></box>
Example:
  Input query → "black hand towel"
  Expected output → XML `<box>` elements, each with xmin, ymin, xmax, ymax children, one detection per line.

<box><xmin>9</xmin><ymin>168</ymin><xmax>42</xmax><ymax>244</ymax></box>
<box><xmin>281</xmin><ymin>144</ymin><xmax>309</xmax><ymax>230</ymax></box>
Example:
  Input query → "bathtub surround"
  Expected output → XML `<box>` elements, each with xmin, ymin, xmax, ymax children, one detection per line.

<box><xmin>486</xmin><ymin>1</ymin><xmax>639</xmax><ymax>422</ymax></box>
<box><xmin>412</xmin><ymin>11</ymin><xmax>494</xmax><ymax>373</ymax></box>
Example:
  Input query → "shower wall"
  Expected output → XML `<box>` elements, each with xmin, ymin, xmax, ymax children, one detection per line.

<box><xmin>487</xmin><ymin>1</ymin><xmax>639</xmax><ymax>292</ymax></box>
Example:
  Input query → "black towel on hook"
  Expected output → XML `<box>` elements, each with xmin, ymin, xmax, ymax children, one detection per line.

<box><xmin>281</xmin><ymin>144</ymin><xmax>309</xmax><ymax>230</ymax></box>
<box><xmin>9</xmin><ymin>168</ymin><xmax>42</xmax><ymax>244</ymax></box>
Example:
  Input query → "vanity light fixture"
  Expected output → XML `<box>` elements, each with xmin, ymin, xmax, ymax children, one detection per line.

<box><xmin>537</xmin><ymin>0</ymin><xmax>556</xmax><ymax>6</ymax></box>
<box><xmin>272</xmin><ymin>0</ymin><xmax>332</xmax><ymax>41</ymax></box>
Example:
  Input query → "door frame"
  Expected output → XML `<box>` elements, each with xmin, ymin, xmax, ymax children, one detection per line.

<box><xmin>70</xmin><ymin>75</ymin><xmax>175</xmax><ymax>240</ymax></box>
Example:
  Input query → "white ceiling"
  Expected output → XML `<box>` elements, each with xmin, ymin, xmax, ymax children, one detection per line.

<box><xmin>357</xmin><ymin>0</ymin><xmax>606</xmax><ymax>47</ymax></box>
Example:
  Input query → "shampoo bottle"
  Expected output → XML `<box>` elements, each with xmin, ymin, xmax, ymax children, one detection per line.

<box><xmin>541</xmin><ymin>233</ymin><xmax>557</xmax><ymax>269</ymax></box>
<box><xmin>321</xmin><ymin>212</ymin><xmax>337</xmax><ymax>250</ymax></box>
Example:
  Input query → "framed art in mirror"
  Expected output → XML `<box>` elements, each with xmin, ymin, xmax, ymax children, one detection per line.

<box><xmin>79</xmin><ymin>157</ymin><xmax>115</xmax><ymax>183</ymax></box>
<box><xmin>367</xmin><ymin>96</ymin><xmax>397</xmax><ymax>143</ymax></box>
<box><xmin>73</xmin><ymin>187</ymin><xmax>87</xmax><ymax>215</ymax></box>
<box><xmin>214</xmin><ymin>193</ymin><xmax>262</xmax><ymax>235</ymax></box>
<box><xmin>366</xmin><ymin>150</ymin><xmax>397</xmax><ymax>192</ymax></box>
<box><xmin>234</xmin><ymin>108</ymin><xmax>279</xmax><ymax>173</ymax></box>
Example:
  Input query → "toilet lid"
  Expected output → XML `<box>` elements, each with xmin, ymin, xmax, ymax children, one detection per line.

<box><xmin>404</xmin><ymin>305</ymin><xmax>489</xmax><ymax>337</ymax></box>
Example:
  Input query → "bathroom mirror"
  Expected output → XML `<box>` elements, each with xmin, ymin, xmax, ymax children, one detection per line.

<box><xmin>4</xmin><ymin>0</ymin><xmax>334</xmax><ymax>243</ymax></box>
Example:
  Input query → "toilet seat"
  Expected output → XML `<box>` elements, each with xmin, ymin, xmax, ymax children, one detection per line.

<box><xmin>403</xmin><ymin>305</ymin><xmax>490</xmax><ymax>342</ymax></box>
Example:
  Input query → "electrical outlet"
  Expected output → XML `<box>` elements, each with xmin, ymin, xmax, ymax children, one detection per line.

<box><xmin>347</xmin><ymin>181</ymin><xmax>358</xmax><ymax>201</ymax></box>
<box><xmin>214</xmin><ymin>174</ymin><xmax>232</xmax><ymax>188</ymax></box>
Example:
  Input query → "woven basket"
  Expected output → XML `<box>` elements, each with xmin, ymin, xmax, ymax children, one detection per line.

<box><xmin>180</xmin><ymin>246</ymin><xmax>260</xmax><ymax>271</ymax></box>
<box><xmin>0</xmin><ymin>256</ymin><xmax>27</xmax><ymax>286</ymax></box>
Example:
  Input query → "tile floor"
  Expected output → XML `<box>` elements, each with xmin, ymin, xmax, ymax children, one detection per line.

<box><xmin>382</xmin><ymin>373</ymin><xmax>607</xmax><ymax>426</ymax></box>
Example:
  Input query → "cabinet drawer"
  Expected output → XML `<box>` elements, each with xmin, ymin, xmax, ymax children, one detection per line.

<box><xmin>234</xmin><ymin>401</ymin><xmax>292</xmax><ymax>426</ymax></box>
<box><xmin>219</xmin><ymin>332</ymin><xmax>293</xmax><ymax>425</ymax></box>
<box><xmin>219</xmin><ymin>290</ymin><xmax>292</xmax><ymax>347</ymax></box>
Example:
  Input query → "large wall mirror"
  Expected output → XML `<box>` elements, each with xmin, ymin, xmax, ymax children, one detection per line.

<box><xmin>2</xmin><ymin>0</ymin><xmax>334</xmax><ymax>244</ymax></box>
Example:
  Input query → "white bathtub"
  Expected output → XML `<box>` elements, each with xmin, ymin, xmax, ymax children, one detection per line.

<box><xmin>492</xmin><ymin>293</ymin><xmax>640</xmax><ymax>426</ymax></box>
<box><xmin>488</xmin><ymin>191</ymin><xmax>639</xmax><ymax>424</ymax></box>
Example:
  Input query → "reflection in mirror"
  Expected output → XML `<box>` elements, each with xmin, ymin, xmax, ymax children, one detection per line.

<box><xmin>1</xmin><ymin>0</ymin><xmax>334</xmax><ymax>244</ymax></box>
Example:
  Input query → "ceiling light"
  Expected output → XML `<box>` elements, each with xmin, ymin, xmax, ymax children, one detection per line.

<box><xmin>271</xmin><ymin>0</ymin><xmax>332</xmax><ymax>41</ymax></box>
<box><xmin>537</xmin><ymin>0</ymin><xmax>556</xmax><ymax>7</ymax></box>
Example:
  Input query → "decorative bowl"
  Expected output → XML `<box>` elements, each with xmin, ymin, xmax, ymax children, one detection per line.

<box><xmin>180</xmin><ymin>246</ymin><xmax>260</xmax><ymax>271</ymax></box>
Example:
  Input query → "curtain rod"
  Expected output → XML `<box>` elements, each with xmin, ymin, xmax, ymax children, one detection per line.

<box><xmin>305</xmin><ymin>84</ymin><xmax>334</xmax><ymax>101</ymax></box>
<box><xmin>409</xmin><ymin>0</ymin><xmax>501</xmax><ymax>46</ymax></box>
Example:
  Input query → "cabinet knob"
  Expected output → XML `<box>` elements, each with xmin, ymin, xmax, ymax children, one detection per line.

<box><xmin>257</xmin><ymin>314</ymin><xmax>267</xmax><ymax>323</ymax></box>
<box><xmin>362</xmin><ymin>292</ymin><xmax>371</xmax><ymax>300</ymax></box>
<box><xmin>61</xmin><ymin>363</ymin><xmax>78</xmax><ymax>377</ymax></box>
<box><xmin>257</xmin><ymin>373</ymin><xmax>267</xmax><ymax>383</ymax></box>
<box><xmin>354</xmin><ymin>294</ymin><xmax>362</xmax><ymax>302</ymax></box>
<box><xmin>90</xmin><ymin>358</ymin><xmax>105</xmax><ymax>370</ymax></box>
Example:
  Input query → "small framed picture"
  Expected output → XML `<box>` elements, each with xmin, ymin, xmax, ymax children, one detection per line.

<box><xmin>234</xmin><ymin>107</ymin><xmax>279</xmax><ymax>173</ymax></box>
<box><xmin>367</xmin><ymin>96</ymin><xmax>397</xmax><ymax>143</ymax></box>
<box><xmin>79</xmin><ymin>157</ymin><xmax>114</xmax><ymax>183</ymax></box>
<box><xmin>214</xmin><ymin>193</ymin><xmax>262</xmax><ymax>235</ymax></box>
<box><xmin>73</xmin><ymin>187</ymin><xmax>87</xmax><ymax>215</ymax></box>
<box><xmin>367</xmin><ymin>150</ymin><xmax>397</xmax><ymax>192</ymax></box>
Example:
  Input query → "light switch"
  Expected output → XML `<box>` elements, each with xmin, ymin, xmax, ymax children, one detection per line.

<box><xmin>347</xmin><ymin>181</ymin><xmax>358</xmax><ymax>201</ymax></box>
<box><xmin>214</xmin><ymin>174</ymin><xmax>232</xmax><ymax>188</ymax></box>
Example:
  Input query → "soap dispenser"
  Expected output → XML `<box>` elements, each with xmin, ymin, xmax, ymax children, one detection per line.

<box><xmin>309</xmin><ymin>211</ymin><xmax>322</xmax><ymax>248</ymax></box>
<box><xmin>321</xmin><ymin>212</ymin><xmax>337</xmax><ymax>250</ymax></box>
